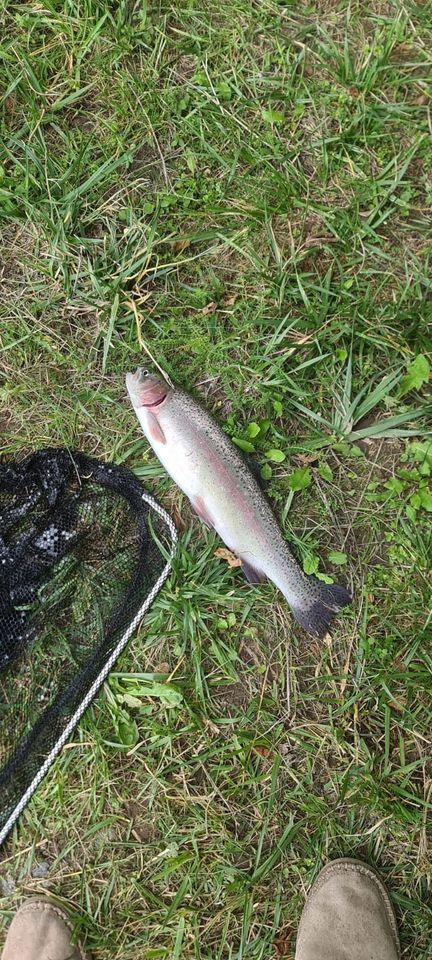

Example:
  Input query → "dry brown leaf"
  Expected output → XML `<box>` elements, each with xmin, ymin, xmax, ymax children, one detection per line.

<box><xmin>297</xmin><ymin>453</ymin><xmax>319</xmax><ymax>464</ymax></box>
<box><xmin>201</xmin><ymin>301</ymin><xmax>216</xmax><ymax>315</ymax></box>
<box><xmin>253</xmin><ymin>744</ymin><xmax>274</xmax><ymax>758</ymax></box>
<box><xmin>388</xmin><ymin>698</ymin><xmax>407</xmax><ymax>713</ymax></box>
<box><xmin>173</xmin><ymin>238</ymin><xmax>191</xmax><ymax>253</ymax></box>
<box><xmin>214</xmin><ymin>547</ymin><xmax>242</xmax><ymax>568</ymax></box>
<box><xmin>274</xmin><ymin>933</ymin><xmax>292</xmax><ymax>956</ymax></box>
<box><xmin>224</xmin><ymin>294</ymin><xmax>238</xmax><ymax>306</ymax></box>
<box><xmin>154</xmin><ymin>662</ymin><xmax>170</xmax><ymax>674</ymax></box>
<box><xmin>4</xmin><ymin>94</ymin><xmax>16</xmax><ymax>114</ymax></box>
<box><xmin>172</xmin><ymin>506</ymin><xmax>187</xmax><ymax>531</ymax></box>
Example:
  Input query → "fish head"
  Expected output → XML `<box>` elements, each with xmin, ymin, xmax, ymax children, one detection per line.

<box><xmin>126</xmin><ymin>368</ymin><xmax>171</xmax><ymax>410</ymax></box>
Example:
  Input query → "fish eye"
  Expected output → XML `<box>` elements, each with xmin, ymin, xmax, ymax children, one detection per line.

<box><xmin>139</xmin><ymin>368</ymin><xmax>150</xmax><ymax>378</ymax></box>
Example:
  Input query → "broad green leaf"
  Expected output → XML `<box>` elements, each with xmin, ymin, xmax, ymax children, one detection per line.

<box><xmin>328</xmin><ymin>550</ymin><xmax>347</xmax><ymax>565</ymax></box>
<box><xmin>318</xmin><ymin>462</ymin><xmax>333</xmax><ymax>482</ymax></box>
<box><xmin>316</xmin><ymin>572</ymin><xmax>334</xmax><ymax>583</ymax></box>
<box><xmin>185</xmin><ymin>149</ymin><xmax>196</xmax><ymax>173</ymax></box>
<box><xmin>233</xmin><ymin>437</ymin><xmax>255</xmax><ymax>453</ymax></box>
<box><xmin>405</xmin><ymin>505</ymin><xmax>417</xmax><ymax>523</ymax></box>
<box><xmin>288</xmin><ymin>467</ymin><xmax>311</xmax><ymax>490</ymax></box>
<box><xmin>384</xmin><ymin>478</ymin><xmax>404</xmax><ymax>494</ymax></box>
<box><xmin>216</xmin><ymin>81</ymin><xmax>232</xmax><ymax>101</ymax></box>
<box><xmin>107</xmin><ymin>705</ymin><xmax>139</xmax><ymax>747</ymax></box>
<box><xmin>262</xmin><ymin>108</ymin><xmax>284</xmax><ymax>125</ymax></box>
<box><xmin>117</xmin><ymin>719</ymin><xmax>139</xmax><ymax>747</ymax></box>
<box><xmin>406</xmin><ymin>441</ymin><xmax>432</xmax><ymax>472</ymax></box>
<box><xmin>122</xmin><ymin>693</ymin><xmax>144</xmax><ymax>709</ymax></box>
<box><xmin>261</xmin><ymin>463</ymin><xmax>272</xmax><ymax>480</ymax></box>
<box><xmin>145</xmin><ymin>683</ymin><xmax>183</xmax><ymax>707</ymax></box>
<box><xmin>399</xmin><ymin>354</ymin><xmax>430</xmax><ymax>397</ymax></box>
<box><xmin>266</xmin><ymin>448</ymin><xmax>286</xmax><ymax>463</ymax></box>
<box><xmin>303</xmin><ymin>553</ymin><xmax>319</xmax><ymax>575</ymax></box>
<box><xmin>247</xmin><ymin>422</ymin><xmax>260</xmax><ymax>438</ymax></box>
<box><xmin>419</xmin><ymin>488</ymin><xmax>432</xmax><ymax>512</ymax></box>
<box><xmin>117</xmin><ymin>681</ymin><xmax>183</xmax><ymax>708</ymax></box>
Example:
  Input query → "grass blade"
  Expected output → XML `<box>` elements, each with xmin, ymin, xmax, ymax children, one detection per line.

<box><xmin>102</xmin><ymin>293</ymin><xmax>119</xmax><ymax>374</ymax></box>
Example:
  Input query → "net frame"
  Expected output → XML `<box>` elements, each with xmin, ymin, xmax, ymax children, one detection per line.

<box><xmin>0</xmin><ymin>461</ymin><xmax>177</xmax><ymax>848</ymax></box>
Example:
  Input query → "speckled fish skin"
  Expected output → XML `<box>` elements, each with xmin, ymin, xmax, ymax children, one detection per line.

<box><xmin>126</xmin><ymin>369</ymin><xmax>351</xmax><ymax>638</ymax></box>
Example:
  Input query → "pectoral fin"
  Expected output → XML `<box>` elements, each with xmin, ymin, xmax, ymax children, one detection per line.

<box><xmin>148</xmin><ymin>412</ymin><xmax>166</xmax><ymax>445</ymax></box>
<box><xmin>241</xmin><ymin>560</ymin><xmax>266</xmax><ymax>584</ymax></box>
<box><xmin>191</xmin><ymin>495</ymin><xmax>213</xmax><ymax>528</ymax></box>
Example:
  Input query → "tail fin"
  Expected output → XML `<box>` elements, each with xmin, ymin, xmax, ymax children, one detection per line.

<box><xmin>290</xmin><ymin>581</ymin><xmax>352</xmax><ymax>638</ymax></box>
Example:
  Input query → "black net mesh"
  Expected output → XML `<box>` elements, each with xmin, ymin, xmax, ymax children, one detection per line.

<box><xmin>0</xmin><ymin>448</ymin><xmax>176</xmax><ymax>845</ymax></box>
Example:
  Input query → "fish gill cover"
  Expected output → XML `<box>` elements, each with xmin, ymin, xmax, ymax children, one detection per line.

<box><xmin>0</xmin><ymin>449</ymin><xmax>176</xmax><ymax>846</ymax></box>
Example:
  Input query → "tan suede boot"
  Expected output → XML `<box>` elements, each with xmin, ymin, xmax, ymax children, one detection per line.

<box><xmin>1</xmin><ymin>899</ymin><xmax>88</xmax><ymax>960</ymax></box>
<box><xmin>295</xmin><ymin>858</ymin><xmax>400</xmax><ymax>960</ymax></box>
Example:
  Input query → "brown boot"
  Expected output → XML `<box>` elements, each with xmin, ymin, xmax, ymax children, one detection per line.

<box><xmin>1</xmin><ymin>899</ymin><xmax>88</xmax><ymax>960</ymax></box>
<box><xmin>295</xmin><ymin>858</ymin><xmax>400</xmax><ymax>960</ymax></box>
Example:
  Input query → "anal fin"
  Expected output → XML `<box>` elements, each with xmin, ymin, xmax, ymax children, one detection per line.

<box><xmin>241</xmin><ymin>559</ymin><xmax>266</xmax><ymax>584</ymax></box>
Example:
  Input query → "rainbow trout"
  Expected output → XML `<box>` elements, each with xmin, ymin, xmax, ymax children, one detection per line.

<box><xmin>126</xmin><ymin>369</ymin><xmax>351</xmax><ymax>638</ymax></box>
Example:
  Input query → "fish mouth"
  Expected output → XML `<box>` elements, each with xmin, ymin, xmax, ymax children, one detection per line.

<box><xmin>126</xmin><ymin>369</ymin><xmax>169</xmax><ymax>409</ymax></box>
<box><xmin>140</xmin><ymin>394</ymin><xmax>166</xmax><ymax>408</ymax></box>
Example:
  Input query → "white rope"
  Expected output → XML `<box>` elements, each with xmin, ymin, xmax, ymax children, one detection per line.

<box><xmin>0</xmin><ymin>493</ymin><xmax>177</xmax><ymax>847</ymax></box>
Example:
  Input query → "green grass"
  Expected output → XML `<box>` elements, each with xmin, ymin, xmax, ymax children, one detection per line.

<box><xmin>1</xmin><ymin>0</ymin><xmax>432</xmax><ymax>956</ymax></box>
